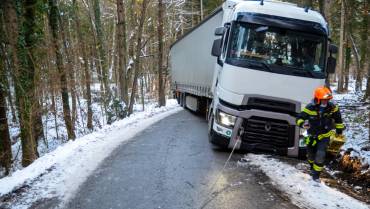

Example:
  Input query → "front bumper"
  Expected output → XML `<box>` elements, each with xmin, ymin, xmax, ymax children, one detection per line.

<box><xmin>214</xmin><ymin>102</ymin><xmax>301</xmax><ymax>157</ymax></box>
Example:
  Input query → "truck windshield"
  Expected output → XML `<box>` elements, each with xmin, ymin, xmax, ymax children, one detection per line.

<box><xmin>226</xmin><ymin>22</ymin><xmax>326</xmax><ymax>77</ymax></box>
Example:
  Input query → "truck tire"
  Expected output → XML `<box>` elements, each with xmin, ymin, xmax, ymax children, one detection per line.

<box><xmin>176</xmin><ymin>92</ymin><xmax>180</xmax><ymax>105</ymax></box>
<box><xmin>180</xmin><ymin>93</ymin><xmax>185</xmax><ymax>107</ymax></box>
<box><xmin>208</xmin><ymin>116</ymin><xmax>229</xmax><ymax>149</ymax></box>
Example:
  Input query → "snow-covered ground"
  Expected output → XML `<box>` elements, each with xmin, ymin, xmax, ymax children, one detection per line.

<box><xmin>4</xmin><ymin>90</ymin><xmax>162</xmax><ymax>176</ymax></box>
<box><xmin>2</xmin><ymin>80</ymin><xmax>369</xmax><ymax>209</ymax></box>
<box><xmin>0</xmin><ymin>100</ymin><xmax>181</xmax><ymax>209</ymax></box>
<box><xmin>332</xmin><ymin>81</ymin><xmax>370</xmax><ymax>168</ymax></box>
<box><xmin>239</xmin><ymin>154</ymin><xmax>369</xmax><ymax>209</ymax></box>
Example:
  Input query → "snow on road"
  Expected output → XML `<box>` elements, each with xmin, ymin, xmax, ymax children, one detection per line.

<box><xmin>0</xmin><ymin>100</ymin><xmax>181</xmax><ymax>209</ymax></box>
<box><xmin>239</xmin><ymin>154</ymin><xmax>369</xmax><ymax>209</ymax></box>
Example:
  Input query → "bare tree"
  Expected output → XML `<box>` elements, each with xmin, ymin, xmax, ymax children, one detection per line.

<box><xmin>128</xmin><ymin>0</ymin><xmax>150</xmax><ymax>115</ymax></box>
<box><xmin>157</xmin><ymin>0</ymin><xmax>166</xmax><ymax>107</ymax></box>
<box><xmin>48</xmin><ymin>0</ymin><xmax>75</xmax><ymax>140</ymax></box>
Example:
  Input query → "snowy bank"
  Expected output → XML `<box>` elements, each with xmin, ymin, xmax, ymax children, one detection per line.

<box><xmin>0</xmin><ymin>100</ymin><xmax>181</xmax><ymax>207</ymax></box>
<box><xmin>239</xmin><ymin>154</ymin><xmax>369</xmax><ymax>209</ymax></box>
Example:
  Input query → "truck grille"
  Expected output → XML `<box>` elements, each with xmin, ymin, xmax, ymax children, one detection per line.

<box><xmin>242</xmin><ymin>116</ymin><xmax>294</xmax><ymax>149</ymax></box>
<box><xmin>247</xmin><ymin>97</ymin><xmax>296</xmax><ymax>115</ymax></box>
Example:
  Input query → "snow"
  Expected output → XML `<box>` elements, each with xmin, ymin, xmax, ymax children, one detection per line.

<box><xmin>239</xmin><ymin>154</ymin><xmax>370</xmax><ymax>209</ymax></box>
<box><xmin>332</xmin><ymin>81</ymin><xmax>370</xmax><ymax>168</ymax></box>
<box><xmin>0</xmin><ymin>100</ymin><xmax>181</xmax><ymax>208</ymax></box>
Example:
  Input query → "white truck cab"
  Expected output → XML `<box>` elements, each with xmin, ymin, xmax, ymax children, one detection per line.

<box><xmin>170</xmin><ymin>0</ymin><xmax>337</xmax><ymax>158</ymax></box>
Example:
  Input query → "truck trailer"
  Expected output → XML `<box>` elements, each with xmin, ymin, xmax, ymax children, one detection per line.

<box><xmin>170</xmin><ymin>0</ymin><xmax>337</xmax><ymax>158</ymax></box>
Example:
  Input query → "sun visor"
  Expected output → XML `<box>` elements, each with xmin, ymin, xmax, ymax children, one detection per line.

<box><xmin>236</xmin><ymin>12</ymin><xmax>328</xmax><ymax>36</ymax></box>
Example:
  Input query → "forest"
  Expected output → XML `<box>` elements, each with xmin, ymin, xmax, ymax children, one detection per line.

<box><xmin>0</xmin><ymin>0</ymin><xmax>368</xmax><ymax>179</ymax></box>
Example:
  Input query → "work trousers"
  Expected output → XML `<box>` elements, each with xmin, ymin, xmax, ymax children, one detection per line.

<box><xmin>306</xmin><ymin>137</ymin><xmax>330</xmax><ymax>172</ymax></box>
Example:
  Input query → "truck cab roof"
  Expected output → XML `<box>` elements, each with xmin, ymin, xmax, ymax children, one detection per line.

<box><xmin>225</xmin><ymin>0</ymin><xmax>328</xmax><ymax>34</ymax></box>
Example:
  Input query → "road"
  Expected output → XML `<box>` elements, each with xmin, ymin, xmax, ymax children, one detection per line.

<box><xmin>66</xmin><ymin>110</ymin><xmax>299</xmax><ymax>209</ymax></box>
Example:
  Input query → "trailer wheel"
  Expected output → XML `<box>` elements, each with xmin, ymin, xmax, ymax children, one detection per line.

<box><xmin>176</xmin><ymin>92</ymin><xmax>180</xmax><ymax>105</ymax></box>
<box><xmin>180</xmin><ymin>93</ymin><xmax>185</xmax><ymax>107</ymax></box>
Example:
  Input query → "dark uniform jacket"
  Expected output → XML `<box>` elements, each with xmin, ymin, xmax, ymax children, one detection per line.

<box><xmin>296</xmin><ymin>101</ymin><xmax>345</xmax><ymax>140</ymax></box>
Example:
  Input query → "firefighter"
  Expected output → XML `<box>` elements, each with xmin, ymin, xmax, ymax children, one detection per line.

<box><xmin>296</xmin><ymin>86</ymin><xmax>345</xmax><ymax>182</ymax></box>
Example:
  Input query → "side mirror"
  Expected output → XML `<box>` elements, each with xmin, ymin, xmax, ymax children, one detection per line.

<box><xmin>211</xmin><ymin>38</ymin><xmax>222</xmax><ymax>57</ymax></box>
<box><xmin>214</xmin><ymin>27</ymin><xmax>225</xmax><ymax>36</ymax></box>
<box><xmin>329</xmin><ymin>44</ymin><xmax>338</xmax><ymax>54</ymax></box>
<box><xmin>327</xmin><ymin>56</ymin><xmax>336</xmax><ymax>74</ymax></box>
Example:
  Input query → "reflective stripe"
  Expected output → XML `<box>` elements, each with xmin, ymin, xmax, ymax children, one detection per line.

<box><xmin>312</xmin><ymin>140</ymin><xmax>317</xmax><ymax>146</ymax></box>
<box><xmin>331</xmin><ymin>106</ymin><xmax>339</xmax><ymax>113</ymax></box>
<box><xmin>304</xmin><ymin>136</ymin><xmax>310</xmax><ymax>145</ymax></box>
<box><xmin>297</xmin><ymin>119</ymin><xmax>304</xmax><ymax>126</ymax></box>
<box><xmin>318</xmin><ymin>130</ymin><xmax>335</xmax><ymax>140</ymax></box>
<box><xmin>335</xmin><ymin>123</ymin><xmax>345</xmax><ymax>129</ymax></box>
<box><xmin>303</xmin><ymin>108</ymin><xmax>317</xmax><ymax>116</ymax></box>
<box><xmin>308</xmin><ymin>159</ymin><xmax>314</xmax><ymax>164</ymax></box>
<box><xmin>313</xmin><ymin>164</ymin><xmax>323</xmax><ymax>171</ymax></box>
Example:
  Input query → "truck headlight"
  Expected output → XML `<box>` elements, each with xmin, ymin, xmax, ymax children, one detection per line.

<box><xmin>216</xmin><ymin>110</ymin><xmax>236</xmax><ymax>127</ymax></box>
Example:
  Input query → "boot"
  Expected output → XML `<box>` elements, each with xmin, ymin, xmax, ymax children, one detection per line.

<box><xmin>309</xmin><ymin>162</ymin><xmax>313</xmax><ymax>171</ymax></box>
<box><xmin>311</xmin><ymin>170</ymin><xmax>321</xmax><ymax>183</ymax></box>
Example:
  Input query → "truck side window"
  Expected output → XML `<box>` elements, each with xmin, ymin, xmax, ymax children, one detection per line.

<box><xmin>221</xmin><ymin>28</ymin><xmax>230</xmax><ymax>59</ymax></box>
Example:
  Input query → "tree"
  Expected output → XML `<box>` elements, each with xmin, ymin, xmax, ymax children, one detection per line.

<box><xmin>0</xmin><ymin>15</ymin><xmax>12</xmax><ymax>173</ymax></box>
<box><xmin>48</xmin><ymin>0</ymin><xmax>75</xmax><ymax>140</ymax></box>
<box><xmin>93</xmin><ymin>0</ymin><xmax>111</xmax><ymax>107</ymax></box>
<box><xmin>116</xmin><ymin>0</ymin><xmax>128</xmax><ymax>105</ymax></box>
<box><xmin>72</xmin><ymin>0</ymin><xmax>93</xmax><ymax>130</ymax></box>
<box><xmin>336</xmin><ymin>0</ymin><xmax>345</xmax><ymax>93</ymax></box>
<box><xmin>157</xmin><ymin>0</ymin><xmax>166</xmax><ymax>107</ymax></box>
<box><xmin>361</xmin><ymin>0</ymin><xmax>370</xmax><ymax>99</ymax></box>
<box><xmin>128</xmin><ymin>0</ymin><xmax>150</xmax><ymax>115</ymax></box>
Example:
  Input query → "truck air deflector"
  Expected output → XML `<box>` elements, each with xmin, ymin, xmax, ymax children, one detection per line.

<box><xmin>236</xmin><ymin>12</ymin><xmax>328</xmax><ymax>36</ymax></box>
<box><xmin>219</xmin><ymin>94</ymin><xmax>301</xmax><ymax>115</ymax></box>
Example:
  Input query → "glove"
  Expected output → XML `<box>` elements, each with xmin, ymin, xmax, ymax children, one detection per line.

<box><xmin>304</xmin><ymin>136</ymin><xmax>316</xmax><ymax>147</ymax></box>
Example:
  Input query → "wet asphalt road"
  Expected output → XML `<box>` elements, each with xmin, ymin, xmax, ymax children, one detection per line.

<box><xmin>66</xmin><ymin>110</ymin><xmax>299</xmax><ymax>209</ymax></box>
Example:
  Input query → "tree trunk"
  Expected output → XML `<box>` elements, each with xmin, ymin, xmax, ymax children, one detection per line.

<box><xmin>58</xmin><ymin>13</ymin><xmax>77</xmax><ymax>126</ymax></box>
<box><xmin>128</xmin><ymin>0</ymin><xmax>137</xmax><ymax>64</ymax></box>
<box><xmin>361</xmin><ymin>0</ymin><xmax>369</xmax><ymax>99</ymax></box>
<box><xmin>48</xmin><ymin>0</ymin><xmax>75</xmax><ymax>140</ymax></box>
<box><xmin>128</xmin><ymin>0</ymin><xmax>149</xmax><ymax>115</ymax></box>
<box><xmin>72</xmin><ymin>0</ymin><xmax>93</xmax><ymax>130</ymax></box>
<box><xmin>157</xmin><ymin>0</ymin><xmax>166</xmax><ymax>107</ymax></box>
<box><xmin>344</xmin><ymin>36</ymin><xmax>350</xmax><ymax>91</ymax></box>
<box><xmin>337</xmin><ymin>0</ymin><xmax>345</xmax><ymax>93</ymax></box>
<box><xmin>0</xmin><ymin>86</ymin><xmax>12</xmax><ymax>175</ymax></box>
<box><xmin>116</xmin><ymin>0</ymin><xmax>128</xmax><ymax>105</ymax></box>
<box><xmin>21</xmin><ymin>0</ymin><xmax>39</xmax><ymax>166</ymax></box>
<box><xmin>303</xmin><ymin>0</ymin><xmax>313</xmax><ymax>8</ymax></box>
<box><xmin>140</xmin><ymin>75</ymin><xmax>145</xmax><ymax>111</ymax></box>
<box><xmin>318</xmin><ymin>0</ymin><xmax>325</xmax><ymax>17</ymax></box>
<box><xmin>3</xmin><ymin>0</ymin><xmax>39</xmax><ymax>167</ymax></box>
<box><xmin>93</xmin><ymin>0</ymin><xmax>110</xmax><ymax>105</ymax></box>
<box><xmin>0</xmin><ymin>31</ymin><xmax>12</xmax><ymax>174</ymax></box>
<box><xmin>32</xmin><ymin>100</ymin><xmax>43</xmax><ymax>157</ymax></box>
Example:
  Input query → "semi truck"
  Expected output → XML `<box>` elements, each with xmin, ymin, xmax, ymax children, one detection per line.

<box><xmin>170</xmin><ymin>0</ymin><xmax>337</xmax><ymax>158</ymax></box>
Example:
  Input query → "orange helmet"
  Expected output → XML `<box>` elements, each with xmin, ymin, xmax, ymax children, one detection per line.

<box><xmin>314</xmin><ymin>86</ymin><xmax>333</xmax><ymax>104</ymax></box>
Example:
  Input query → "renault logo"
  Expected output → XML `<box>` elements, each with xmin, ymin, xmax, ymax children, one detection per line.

<box><xmin>265</xmin><ymin>123</ymin><xmax>272</xmax><ymax>131</ymax></box>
